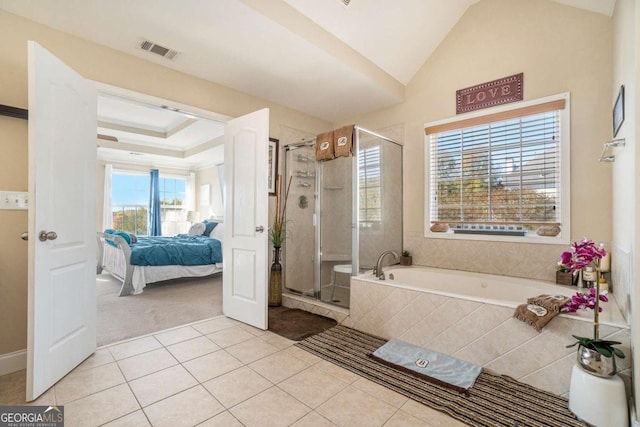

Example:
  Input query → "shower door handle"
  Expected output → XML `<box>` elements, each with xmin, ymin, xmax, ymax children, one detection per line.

<box><xmin>255</xmin><ymin>225</ymin><xmax>264</xmax><ymax>233</ymax></box>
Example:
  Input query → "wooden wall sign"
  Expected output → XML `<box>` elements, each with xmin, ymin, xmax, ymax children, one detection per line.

<box><xmin>456</xmin><ymin>73</ymin><xmax>523</xmax><ymax>114</ymax></box>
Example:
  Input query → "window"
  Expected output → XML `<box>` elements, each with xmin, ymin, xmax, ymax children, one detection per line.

<box><xmin>111</xmin><ymin>170</ymin><xmax>188</xmax><ymax>236</ymax></box>
<box><xmin>111</xmin><ymin>172</ymin><xmax>149</xmax><ymax>235</ymax></box>
<box><xmin>425</xmin><ymin>95</ymin><xmax>569</xmax><ymax>241</ymax></box>
<box><xmin>359</xmin><ymin>144</ymin><xmax>381</xmax><ymax>225</ymax></box>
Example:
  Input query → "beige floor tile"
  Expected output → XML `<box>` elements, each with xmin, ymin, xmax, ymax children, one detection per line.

<box><xmin>166</xmin><ymin>336</ymin><xmax>221</xmax><ymax>362</ymax></box>
<box><xmin>352</xmin><ymin>377</ymin><xmax>408</xmax><ymax>408</ymax></box>
<box><xmin>230</xmin><ymin>387</ymin><xmax>310</xmax><ymax>427</ymax></box>
<box><xmin>154</xmin><ymin>326</ymin><xmax>202</xmax><ymax>346</ymax></box>
<box><xmin>315</xmin><ymin>360</ymin><xmax>362</xmax><ymax>384</ymax></box>
<box><xmin>63</xmin><ymin>383</ymin><xmax>139</xmax><ymax>427</ymax></box>
<box><xmin>249</xmin><ymin>350</ymin><xmax>310</xmax><ymax>383</ymax></box>
<box><xmin>183</xmin><ymin>350</ymin><xmax>244</xmax><ymax>382</ymax></box>
<box><xmin>143</xmin><ymin>385</ymin><xmax>225</xmax><ymax>427</ymax></box>
<box><xmin>226</xmin><ymin>337</ymin><xmax>280</xmax><ymax>364</ymax></box>
<box><xmin>108</xmin><ymin>336</ymin><xmax>162</xmax><ymax>361</ymax></box>
<box><xmin>316</xmin><ymin>386</ymin><xmax>397</xmax><ymax>427</ymax></box>
<box><xmin>129</xmin><ymin>365</ymin><xmax>198</xmax><ymax>407</ymax></box>
<box><xmin>197</xmin><ymin>410</ymin><xmax>244</xmax><ymax>426</ymax></box>
<box><xmin>384</xmin><ymin>410</ymin><xmax>432</xmax><ymax>426</ymax></box>
<box><xmin>235</xmin><ymin>323</ymin><xmax>268</xmax><ymax>336</ymax></box>
<box><xmin>117</xmin><ymin>347</ymin><xmax>178</xmax><ymax>381</ymax></box>
<box><xmin>192</xmin><ymin>317</ymin><xmax>239</xmax><ymax>335</ymax></box>
<box><xmin>279</xmin><ymin>366</ymin><xmax>349</xmax><ymax>409</ymax></box>
<box><xmin>401</xmin><ymin>400</ymin><xmax>467</xmax><ymax>427</ymax></box>
<box><xmin>0</xmin><ymin>370</ymin><xmax>56</xmax><ymax>406</ymax></box>
<box><xmin>292</xmin><ymin>411</ymin><xmax>337</xmax><ymax>426</ymax></box>
<box><xmin>260</xmin><ymin>332</ymin><xmax>296</xmax><ymax>349</ymax></box>
<box><xmin>203</xmin><ymin>366</ymin><xmax>273</xmax><ymax>408</ymax></box>
<box><xmin>102</xmin><ymin>410</ymin><xmax>151</xmax><ymax>427</ymax></box>
<box><xmin>284</xmin><ymin>346</ymin><xmax>323</xmax><ymax>365</ymax></box>
<box><xmin>55</xmin><ymin>362</ymin><xmax>125</xmax><ymax>404</ymax></box>
<box><xmin>77</xmin><ymin>348</ymin><xmax>115</xmax><ymax>371</ymax></box>
<box><xmin>206</xmin><ymin>326</ymin><xmax>256</xmax><ymax>348</ymax></box>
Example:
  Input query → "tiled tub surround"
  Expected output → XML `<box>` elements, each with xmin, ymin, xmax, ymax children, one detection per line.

<box><xmin>347</xmin><ymin>266</ymin><xmax>630</xmax><ymax>397</ymax></box>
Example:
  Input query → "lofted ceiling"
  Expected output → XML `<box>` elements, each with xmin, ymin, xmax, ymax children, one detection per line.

<box><xmin>0</xmin><ymin>0</ymin><xmax>616</xmax><ymax>169</ymax></box>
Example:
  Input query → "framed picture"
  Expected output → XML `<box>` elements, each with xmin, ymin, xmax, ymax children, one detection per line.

<box><xmin>613</xmin><ymin>85</ymin><xmax>625</xmax><ymax>137</ymax></box>
<box><xmin>268</xmin><ymin>138</ymin><xmax>279</xmax><ymax>196</ymax></box>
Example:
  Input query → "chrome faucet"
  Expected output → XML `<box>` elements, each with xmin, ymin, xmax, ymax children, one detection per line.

<box><xmin>374</xmin><ymin>250</ymin><xmax>399</xmax><ymax>280</ymax></box>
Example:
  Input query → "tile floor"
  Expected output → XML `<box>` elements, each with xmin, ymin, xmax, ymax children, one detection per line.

<box><xmin>0</xmin><ymin>316</ymin><xmax>467</xmax><ymax>427</ymax></box>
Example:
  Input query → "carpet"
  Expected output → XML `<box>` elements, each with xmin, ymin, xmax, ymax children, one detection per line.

<box><xmin>268</xmin><ymin>307</ymin><xmax>337</xmax><ymax>341</ymax></box>
<box><xmin>296</xmin><ymin>326</ymin><xmax>586</xmax><ymax>427</ymax></box>
<box><xmin>97</xmin><ymin>272</ymin><xmax>223</xmax><ymax>346</ymax></box>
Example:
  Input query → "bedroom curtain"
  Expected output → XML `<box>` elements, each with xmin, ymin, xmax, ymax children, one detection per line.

<box><xmin>185</xmin><ymin>172</ymin><xmax>196</xmax><ymax>213</ymax></box>
<box><xmin>148</xmin><ymin>169</ymin><xmax>162</xmax><ymax>236</ymax></box>
<box><xmin>102</xmin><ymin>164</ymin><xmax>113</xmax><ymax>231</ymax></box>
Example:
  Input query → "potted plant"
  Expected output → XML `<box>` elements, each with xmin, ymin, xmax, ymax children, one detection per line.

<box><xmin>560</xmin><ymin>238</ymin><xmax>625</xmax><ymax>376</ymax></box>
<box><xmin>268</xmin><ymin>175</ymin><xmax>292</xmax><ymax>307</ymax></box>
<box><xmin>399</xmin><ymin>250</ymin><xmax>412</xmax><ymax>266</ymax></box>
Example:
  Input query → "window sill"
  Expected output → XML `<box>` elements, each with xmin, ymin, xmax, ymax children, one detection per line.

<box><xmin>424</xmin><ymin>229</ymin><xmax>569</xmax><ymax>245</ymax></box>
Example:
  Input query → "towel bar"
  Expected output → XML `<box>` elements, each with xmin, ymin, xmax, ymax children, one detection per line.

<box><xmin>599</xmin><ymin>138</ymin><xmax>626</xmax><ymax>162</ymax></box>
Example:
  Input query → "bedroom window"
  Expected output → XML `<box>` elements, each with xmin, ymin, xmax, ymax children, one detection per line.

<box><xmin>425</xmin><ymin>94</ymin><xmax>570</xmax><ymax>243</ymax></box>
<box><xmin>359</xmin><ymin>144</ymin><xmax>382</xmax><ymax>226</ymax></box>
<box><xmin>111</xmin><ymin>170</ymin><xmax>188</xmax><ymax>236</ymax></box>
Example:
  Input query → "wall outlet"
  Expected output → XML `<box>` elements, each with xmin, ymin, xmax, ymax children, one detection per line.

<box><xmin>0</xmin><ymin>191</ymin><xmax>28</xmax><ymax>210</ymax></box>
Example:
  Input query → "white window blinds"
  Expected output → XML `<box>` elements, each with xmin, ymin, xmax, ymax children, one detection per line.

<box><xmin>359</xmin><ymin>145</ymin><xmax>381</xmax><ymax>222</ymax></box>
<box><xmin>427</xmin><ymin>100</ymin><xmax>564</xmax><ymax>235</ymax></box>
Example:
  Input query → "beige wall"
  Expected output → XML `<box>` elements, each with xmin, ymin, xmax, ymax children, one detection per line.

<box><xmin>344</xmin><ymin>0</ymin><xmax>613</xmax><ymax>282</ymax></box>
<box><xmin>195</xmin><ymin>165</ymin><xmax>224</xmax><ymax>220</ymax></box>
<box><xmin>0</xmin><ymin>9</ymin><xmax>330</xmax><ymax>356</ymax></box>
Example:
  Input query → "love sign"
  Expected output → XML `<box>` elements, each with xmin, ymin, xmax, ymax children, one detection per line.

<box><xmin>456</xmin><ymin>73</ymin><xmax>523</xmax><ymax>114</ymax></box>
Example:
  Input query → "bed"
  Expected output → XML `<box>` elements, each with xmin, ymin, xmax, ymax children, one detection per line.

<box><xmin>96</xmin><ymin>222</ymin><xmax>224</xmax><ymax>296</ymax></box>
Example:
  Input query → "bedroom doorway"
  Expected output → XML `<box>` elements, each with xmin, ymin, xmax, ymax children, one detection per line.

<box><xmin>94</xmin><ymin>84</ymin><xmax>232</xmax><ymax>346</ymax></box>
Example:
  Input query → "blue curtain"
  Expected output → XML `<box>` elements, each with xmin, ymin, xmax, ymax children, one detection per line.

<box><xmin>148</xmin><ymin>169</ymin><xmax>162</xmax><ymax>236</ymax></box>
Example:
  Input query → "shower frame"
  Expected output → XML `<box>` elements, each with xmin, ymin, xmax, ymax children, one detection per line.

<box><xmin>283</xmin><ymin>126</ymin><xmax>403</xmax><ymax>307</ymax></box>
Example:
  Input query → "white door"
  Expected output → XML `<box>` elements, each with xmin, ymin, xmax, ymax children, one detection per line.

<box><xmin>223</xmin><ymin>109</ymin><xmax>269</xmax><ymax>329</ymax></box>
<box><xmin>26</xmin><ymin>42</ymin><xmax>97</xmax><ymax>401</ymax></box>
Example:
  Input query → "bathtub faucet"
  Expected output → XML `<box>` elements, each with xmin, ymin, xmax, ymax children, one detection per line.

<box><xmin>374</xmin><ymin>250</ymin><xmax>400</xmax><ymax>280</ymax></box>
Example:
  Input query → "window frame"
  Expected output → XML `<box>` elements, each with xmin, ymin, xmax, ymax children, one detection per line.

<box><xmin>424</xmin><ymin>93</ymin><xmax>571</xmax><ymax>245</ymax></box>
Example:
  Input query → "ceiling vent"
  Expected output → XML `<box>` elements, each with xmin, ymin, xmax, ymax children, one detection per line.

<box><xmin>139</xmin><ymin>40</ymin><xmax>179</xmax><ymax>60</ymax></box>
<box><xmin>342</xmin><ymin>0</ymin><xmax>351</xmax><ymax>5</ymax></box>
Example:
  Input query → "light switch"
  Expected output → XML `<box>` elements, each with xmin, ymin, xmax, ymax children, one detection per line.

<box><xmin>0</xmin><ymin>191</ymin><xmax>28</xmax><ymax>210</ymax></box>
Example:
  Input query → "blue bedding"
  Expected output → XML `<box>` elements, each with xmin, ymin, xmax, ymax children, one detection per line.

<box><xmin>130</xmin><ymin>235</ymin><xmax>222</xmax><ymax>267</ymax></box>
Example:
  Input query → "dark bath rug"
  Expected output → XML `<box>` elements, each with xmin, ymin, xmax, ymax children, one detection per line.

<box><xmin>268</xmin><ymin>307</ymin><xmax>337</xmax><ymax>341</ymax></box>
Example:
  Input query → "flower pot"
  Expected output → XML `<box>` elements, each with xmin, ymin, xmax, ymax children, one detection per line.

<box><xmin>577</xmin><ymin>344</ymin><xmax>616</xmax><ymax>377</ymax></box>
<box><xmin>399</xmin><ymin>256</ymin><xmax>412</xmax><ymax>266</ymax></box>
<box><xmin>555</xmin><ymin>270</ymin><xmax>574</xmax><ymax>286</ymax></box>
<box><xmin>268</xmin><ymin>247</ymin><xmax>282</xmax><ymax>307</ymax></box>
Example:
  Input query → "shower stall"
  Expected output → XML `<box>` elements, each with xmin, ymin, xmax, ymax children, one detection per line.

<box><xmin>283</xmin><ymin>126</ymin><xmax>403</xmax><ymax>309</ymax></box>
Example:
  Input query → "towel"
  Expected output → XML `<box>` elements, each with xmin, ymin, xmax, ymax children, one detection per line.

<box><xmin>333</xmin><ymin>124</ymin><xmax>354</xmax><ymax>158</ymax></box>
<box><xmin>526</xmin><ymin>294</ymin><xmax>570</xmax><ymax>311</ymax></box>
<box><xmin>370</xmin><ymin>339</ymin><xmax>481</xmax><ymax>394</ymax></box>
<box><xmin>315</xmin><ymin>131</ymin><xmax>335</xmax><ymax>161</ymax></box>
<box><xmin>513</xmin><ymin>303</ymin><xmax>560</xmax><ymax>332</ymax></box>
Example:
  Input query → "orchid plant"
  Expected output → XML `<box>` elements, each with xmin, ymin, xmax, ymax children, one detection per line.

<box><xmin>560</xmin><ymin>239</ymin><xmax>625</xmax><ymax>359</ymax></box>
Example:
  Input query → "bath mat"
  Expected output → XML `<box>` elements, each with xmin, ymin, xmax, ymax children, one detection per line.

<box><xmin>268</xmin><ymin>307</ymin><xmax>336</xmax><ymax>341</ymax></box>
<box><xmin>371</xmin><ymin>338</ymin><xmax>481</xmax><ymax>393</ymax></box>
<box><xmin>296</xmin><ymin>325</ymin><xmax>586</xmax><ymax>427</ymax></box>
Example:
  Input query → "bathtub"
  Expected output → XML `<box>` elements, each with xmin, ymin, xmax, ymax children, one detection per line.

<box><xmin>347</xmin><ymin>265</ymin><xmax>630</xmax><ymax>396</ymax></box>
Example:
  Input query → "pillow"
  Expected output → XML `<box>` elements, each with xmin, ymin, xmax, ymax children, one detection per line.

<box><xmin>104</xmin><ymin>229</ymin><xmax>116</xmax><ymax>235</ymax></box>
<box><xmin>113</xmin><ymin>231</ymin><xmax>132</xmax><ymax>245</ymax></box>
<box><xmin>203</xmin><ymin>220</ymin><xmax>218</xmax><ymax>236</ymax></box>
<box><xmin>210</xmin><ymin>222</ymin><xmax>224</xmax><ymax>241</ymax></box>
<box><xmin>188</xmin><ymin>222</ymin><xmax>206</xmax><ymax>236</ymax></box>
<box><xmin>128</xmin><ymin>233</ymin><xmax>138</xmax><ymax>244</ymax></box>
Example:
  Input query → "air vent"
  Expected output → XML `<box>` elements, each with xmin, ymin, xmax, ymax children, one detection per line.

<box><xmin>342</xmin><ymin>0</ymin><xmax>351</xmax><ymax>5</ymax></box>
<box><xmin>139</xmin><ymin>39</ymin><xmax>179</xmax><ymax>60</ymax></box>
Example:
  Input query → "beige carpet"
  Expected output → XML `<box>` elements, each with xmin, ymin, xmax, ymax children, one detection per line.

<box><xmin>97</xmin><ymin>272</ymin><xmax>223</xmax><ymax>346</ymax></box>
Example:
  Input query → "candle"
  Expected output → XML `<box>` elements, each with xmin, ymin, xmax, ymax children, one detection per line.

<box><xmin>599</xmin><ymin>252</ymin><xmax>611</xmax><ymax>272</ymax></box>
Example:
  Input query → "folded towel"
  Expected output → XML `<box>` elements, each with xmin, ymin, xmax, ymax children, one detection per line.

<box><xmin>526</xmin><ymin>294</ymin><xmax>570</xmax><ymax>311</ymax></box>
<box><xmin>513</xmin><ymin>303</ymin><xmax>560</xmax><ymax>332</ymax></box>
<box><xmin>315</xmin><ymin>131</ymin><xmax>335</xmax><ymax>161</ymax></box>
<box><xmin>333</xmin><ymin>124</ymin><xmax>354</xmax><ymax>158</ymax></box>
<box><xmin>370</xmin><ymin>338</ymin><xmax>481</xmax><ymax>394</ymax></box>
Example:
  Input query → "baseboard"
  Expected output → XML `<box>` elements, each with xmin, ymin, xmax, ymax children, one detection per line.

<box><xmin>0</xmin><ymin>349</ymin><xmax>27</xmax><ymax>376</ymax></box>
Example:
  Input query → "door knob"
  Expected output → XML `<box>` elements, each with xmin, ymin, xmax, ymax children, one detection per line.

<box><xmin>39</xmin><ymin>231</ymin><xmax>57</xmax><ymax>242</ymax></box>
<box><xmin>21</xmin><ymin>232</ymin><xmax>28</xmax><ymax>241</ymax></box>
<box><xmin>255</xmin><ymin>225</ymin><xmax>264</xmax><ymax>233</ymax></box>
